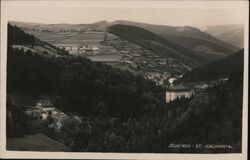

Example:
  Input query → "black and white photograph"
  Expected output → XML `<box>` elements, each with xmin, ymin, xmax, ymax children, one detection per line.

<box><xmin>0</xmin><ymin>0</ymin><xmax>248</xmax><ymax>159</ymax></box>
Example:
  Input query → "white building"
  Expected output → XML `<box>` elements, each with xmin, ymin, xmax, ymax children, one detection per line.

<box><xmin>92</xmin><ymin>46</ymin><xmax>99</xmax><ymax>54</ymax></box>
<box><xmin>166</xmin><ymin>85</ymin><xmax>194</xmax><ymax>103</ymax></box>
<box><xmin>71</xmin><ymin>47</ymin><xmax>79</xmax><ymax>51</ymax></box>
<box><xmin>41</xmin><ymin>112</ymin><xmax>49</xmax><ymax>120</ymax></box>
<box><xmin>65</xmin><ymin>46</ymin><xmax>72</xmax><ymax>51</ymax></box>
<box><xmin>36</xmin><ymin>100</ymin><xmax>55</xmax><ymax>110</ymax></box>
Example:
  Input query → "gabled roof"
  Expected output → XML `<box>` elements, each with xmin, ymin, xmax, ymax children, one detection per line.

<box><xmin>166</xmin><ymin>85</ymin><xmax>192</xmax><ymax>92</ymax></box>
<box><xmin>37</xmin><ymin>100</ymin><xmax>53</xmax><ymax>107</ymax></box>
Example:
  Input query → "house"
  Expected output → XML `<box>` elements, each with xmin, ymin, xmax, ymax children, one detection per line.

<box><xmin>36</xmin><ymin>100</ymin><xmax>55</xmax><ymax>112</ymax></box>
<box><xmin>83</xmin><ymin>45</ymin><xmax>100</xmax><ymax>54</ymax></box>
<box><xmin>24</xmin><ymin>106</ymin><xmax>43</xmax><ymax>119</ymax></box>
<box><xmin>71</xmin><ymin>47</ymin><xmax>79</xmax><ymax>51</ymax></box>
<box><xmin>65</xmin><ymin>46</ymin><xmax>72</xmax><ymax>51</ymax></box>
<box><xmin>194</xmin><ymin>83</ymin><xmax>209</xmax><ymax>93</ymax></box>
<box><xmin>168</xmin><ymin>77</ymin><xmax>177</xmax><ymax>86</ymax></box>
<box><xmin>69</xmin><ymin>50</ymin><xmax>79</xmax><ymax>55</ymax></box>
<box><xmin>36</xmin><ymin>100</ymin><xmax>53</xmax><ymax>108</ymax></box>
<box><xmin>78</xmin><ymin>48</ymin><xmax>86</xmax><ymax>54</ymax></box>
<box><xmin>217</xmin><ymin>78</ymin><xmax>229</xmax><ymax>85</ymax></box>
<box><xmin>92</xmin><ymin>46</ymin><xmax>99</xmax><ymax>54</ymax></box>
<box><xmin>85</xmin><ymin>48</ymin><xmax>93</xmax><ymax>54</ymax></box>
<box><xmin>166</xmin><ymin>85</ymin><xmax>194</xmax><ymax>103</ymax></box>
<box><xmin>159</xmin><ymin>59</ymin><xmax>167</xmax><ymax>65</ymax></box>
<box><xmin>41</xmin><ymin>112</ymin><xmax>49</xmax><ymax>120</ymax></box>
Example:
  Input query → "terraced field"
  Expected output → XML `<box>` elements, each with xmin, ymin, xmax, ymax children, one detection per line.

<box><xmin>54</xmin><ymin>32</ymin><xmax>105</xmax><ymax>45</ymax></box>
<box><xmin>88</xmin><ymin>54</ymin><xmax>122</xmax><ymax>62</ymax></box>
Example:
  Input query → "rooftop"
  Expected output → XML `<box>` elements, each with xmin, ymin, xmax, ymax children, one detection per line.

<box><xmin>166</xmin><ymin>85</ymin><xmax>192</xmax><ymax>92</ymax></box>
<box><xmin>36</xmin><ymin>100</ymin><xmax>54</xmax><ymax>107</ymax></box>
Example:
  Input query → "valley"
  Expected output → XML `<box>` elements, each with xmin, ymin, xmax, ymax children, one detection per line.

<box><xmin>6</xmin><ymin>21</ymin><xmax>244</xmax><ymax>153</ymax></box>
<box><xmin>10</xmin><ymin>21</ymin><xmax>200</xmax><ymax>85</ymax></box>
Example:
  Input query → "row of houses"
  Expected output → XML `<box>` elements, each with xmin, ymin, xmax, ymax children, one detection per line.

<box><xmin>59</xmin><ymin>45</ymin><xmax>99</xmax><ymax>55</ymax></box>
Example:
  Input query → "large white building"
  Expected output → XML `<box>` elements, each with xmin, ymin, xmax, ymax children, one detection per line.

<box><xmin>166</xmin><ymin>85</ymin><xmax>194</xmax><ymax>103</ymax></box>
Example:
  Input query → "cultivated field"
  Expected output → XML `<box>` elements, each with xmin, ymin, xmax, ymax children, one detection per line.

<box><xmin>26</xmin><ymin>30</ymin><xmax>105</xmax><ymax>45</ymax></box>
<box><xmin>88</xmin><ymin>54</ymin><xmax>122</xmax><ymax>62</ymax></box>
<box><xmin>25</xmin><ymin>30</ymin><xmax>122</xmax><ymax>62</ymax></box>
<box><xmin>25</xmin><ymin>30</ymin><xmax>79</xmax><ymax>43</ymax></box>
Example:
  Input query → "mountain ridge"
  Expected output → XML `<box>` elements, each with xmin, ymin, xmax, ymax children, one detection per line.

<box><xmin>108</xmin><ymin>24</ymin><xmax>207</xmax><ymax>68</ymax></box>
<box><xmin>9</xmin><ymin>20</ymin><xmax>241</xmax><ymax>63</ymax></box>
<box><xmin>203</xmin><ymin>24</ymin><xmax>244</xmax><ymax>48</ymax></box>
<box><xmin>109</xmin><ymin>20</ymin><xmax>239</xmax><ymax>52</ymax></box>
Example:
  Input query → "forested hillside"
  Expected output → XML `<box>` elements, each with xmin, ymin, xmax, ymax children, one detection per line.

<box><xmin>182</xmin><ymin>49</ymin><xmax>244</xmax><ymax>81</ymax></box>
<box><xmin>7</xmin><ymin>46</ymin><xmax>165</xmax><ymax>116</ymax></box>
<box><xmin>8</xmin><ymin>24</ymin><xmax>37</xmax><ymax>45</ymax></box>
<box><xmin>167</xmin><ymin>68</ymin><xmax>243</xmax><ymax>153</ymax></box>
<box><xmin>8</xmin><ymin>24</ymin><xmax>68</xmax><ymax>56</ymax></box>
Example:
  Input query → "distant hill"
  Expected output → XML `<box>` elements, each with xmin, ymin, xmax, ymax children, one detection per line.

<box><xmin>8</xmin><ymin>21</ymin><xmax>44</xmax><ymax>28</ymax></box>
<box><xmin>91</xmin><ymin>20</ymin><xmax>108</xmax><ymax>30</ymax></box>
<box><xmin>10</xmin><ymin>20</ymin><xmax>241</xmax><ymax>62</ymax></box>
<box><xmin>108</xmin><ymin>24</ymin><xmax>208</xmax><ymax>68</ymax></box>
<box><xmin>109</xmin><ymin>20</ymin><xmax>239</xmax><ymax>61</ymax></box>
<box><xmin>182</xmin><ymin>49</ymin><xmax>244</xmax><ymax>81</ymax></box>
<box><xmin>203</xmin><ymin>24</ymin><xmax>244</xmax><ymax>48</ymax></box>
<box><xmin>9</xmin><ymin>21</ymin><xmax>107</xmax><ymax>32</ymax></box>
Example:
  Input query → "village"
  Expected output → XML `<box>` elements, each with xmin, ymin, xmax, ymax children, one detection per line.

<box><xmin>6</xmin><ymin>23</ymin><xmax>239</xmax><ymax>154</ymax></box>
<box><xmin>23</xmin><ymin>100</ymin><xmax>82</xmax><ymax>132</ymax></box>
<box><xmin>59</xmin><ymin>45</ymin><xmax>100</xmax><ymax>55</ymax></box>
<box><xmin>10</xmin><ymin>24</ymin><xmax>231</xmax><ymax>121</ymax></box>
<box><xmin>53</xmin><ymin>32</ymin><xmax>230</xmax><ymax>105</ymax></box>
<box><xmin>101</xmin><ymin>33</ymin><xmax>187</xmax><ymax>85</ymax></box>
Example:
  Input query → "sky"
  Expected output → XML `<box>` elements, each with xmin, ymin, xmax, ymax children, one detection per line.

<box><xmin>2</xmin><ymin>0</ymin><xmax>248</xmax><ymax>27</ymax></box>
